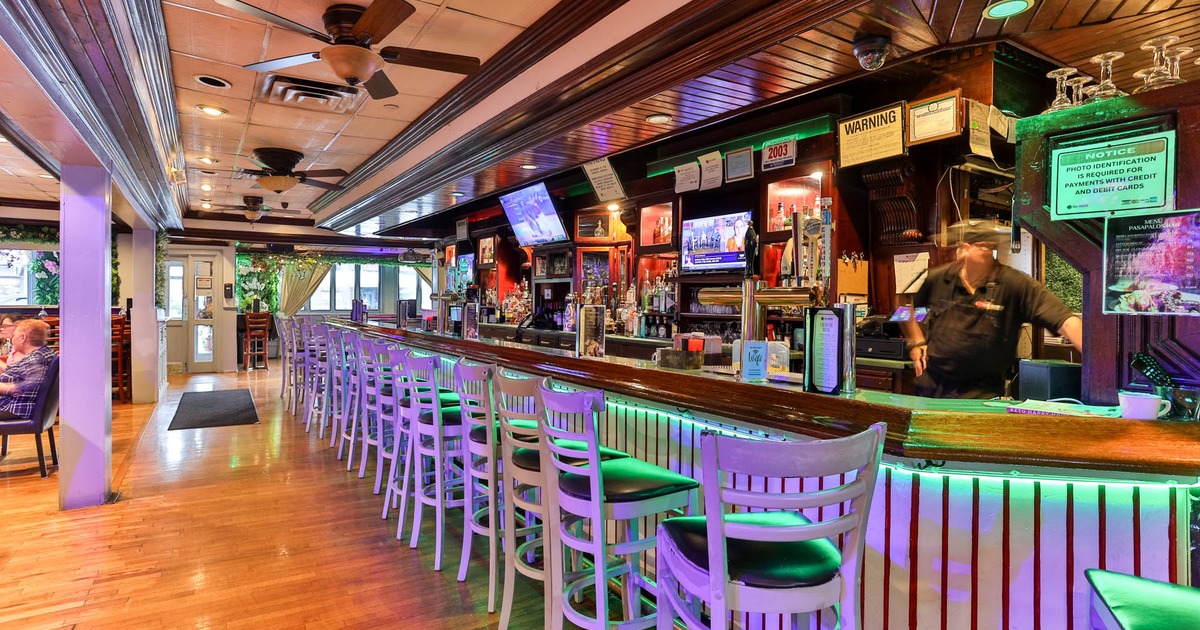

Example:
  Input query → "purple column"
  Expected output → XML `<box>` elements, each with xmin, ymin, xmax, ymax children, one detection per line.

<box><xmin>59</xmin><ymin>164</ymin><xmax>113</xmax><ymax>509</ymax></box>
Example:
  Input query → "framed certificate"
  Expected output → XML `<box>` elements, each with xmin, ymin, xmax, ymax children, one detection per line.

<box><xmin>724</xmin><ymin>146</ymin><xmax>754</xmax><ymax>182</ymax></box>
<box><xmin>905</xmin><ymin>90</ymin><xmax>961</xmax><ymax>145</ymax></box>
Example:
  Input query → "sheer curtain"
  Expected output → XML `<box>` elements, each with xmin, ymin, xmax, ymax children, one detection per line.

<box><xmin>278</xmin><ymin>261</ymin><xmax>332</xmax><ymax>316</ymax></box>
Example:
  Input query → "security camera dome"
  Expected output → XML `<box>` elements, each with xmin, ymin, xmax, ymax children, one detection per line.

<box><xmin>853</xmin><ymin>35</ymin><xmax>893</xmax><ymax>71</ymax></box>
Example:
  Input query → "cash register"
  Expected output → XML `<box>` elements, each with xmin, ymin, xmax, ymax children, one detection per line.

<box><xmin>853</xmin><ymin>308</ymin><xmax>920</xmax><ymax>361</ymax></box>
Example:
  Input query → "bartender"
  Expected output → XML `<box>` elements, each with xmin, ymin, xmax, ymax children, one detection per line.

<box><xmin>899</xmin><ymin>220</ymin><xmax>1083</xmax><ymax>398</ymax></box>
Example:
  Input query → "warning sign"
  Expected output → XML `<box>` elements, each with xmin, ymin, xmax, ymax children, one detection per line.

<box><xmin>1051</xmin><ymin>130</ymin><xmax>1175</xmax><ymax>220</ymax></box>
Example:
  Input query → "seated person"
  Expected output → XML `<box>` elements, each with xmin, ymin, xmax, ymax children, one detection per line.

<box><xmin>0</xmin><ymin>314</ymin><xmax>18</xmax><ymax>369</ymax></box>
<box><xmin>0</xmin><ymin>320</ymin><xmax>55</xmax><ymax>420</ymax></box>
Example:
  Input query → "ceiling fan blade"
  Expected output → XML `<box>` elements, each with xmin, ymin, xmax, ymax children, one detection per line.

<box><xmin>362</xmin><ymin>70</ymin><xmax>399</xmax><ymax>100</ymax></box>
<box><xmin>236</xmin><ymin>154</ymin><xmax>273</xmax><ymax>171</ymax></box>
<box><xmin>214</xmin><ymin>0</ymin><xmax>332</xmax><ymax>43</ymax></box>
<box><xmin>238</xmin><ymin>169</ymin><xmax>271</xmax><ymax>177</ymax></box>
<box><xmin>299</xmin><ymin>179</ymin><xmax>346</xmax><ymax>191</ymax></box>
<box><xmin>266</xmin><ymin>207</ymin><xmax>305</xmax><ymax>215</ymax></box>
<box><xmin>352</xmin><ymin>0</ymin><xmax>416</xmax><ymax>45</ymax></box>
<box><xmin>297</xmin><ymin>168</ymin><xmax>349</xmax><ymax>178</ymax></box>
<box><xmin>244</xmin><ymin>52</ymin><xmax>321</xmax><ymax>73</ymax></box>
<box><xmin>379</xmin><ymin>47</ymin><xmax>480</xmax><ymax>75</ymax></box>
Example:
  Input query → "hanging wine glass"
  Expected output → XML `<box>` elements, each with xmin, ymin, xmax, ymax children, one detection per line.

<box><xmin>1090</xmin><ymin>51</ymin><xmax>1128</xmax><ymax>101</ymax></box>
<box><xmin>1065</xmin><ymin>75</ymin><xmax>1092</xmax><ymax>106</ymax></box>
<box><xmin>1165</xmin><ymin>46</ymin><xmax>1192</xmax><ymax>84</ymax></box>
<box><xmin>1140</xmin><ymin>35</ymin><xmax>1180</xmax><ymax>90</ymax></box>
<box><xmin>1043</xmin><ymin>67</ymin><xmax>1077</xmax><ymax>113</ymax></box>
<box><xmin>1083</xmin><ymin>85</ymin><xmax>1099</xmax><ymax>101</ymax></box>
<box><xmin>1131</xmin><ymin>68</ymin><xmax>1154</xmax><ymax>94</ymax></box>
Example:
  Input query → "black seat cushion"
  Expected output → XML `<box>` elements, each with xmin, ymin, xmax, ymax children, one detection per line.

<box><xmin>467</xmin><ymin>418</ymin><xmax>539</xmax><ymax>444</ymax></box>
<box><xmin>558</xmin><ymin>457</ymin><xmax>697</xmax><ymax>503</ymax></box>
<box><xmin>510</xmin><ymin>440</ymin><xmax>630</xmax><ymax>471</ymax></box>
<box><xmin>1086</xmin><ymin>569</ymin><xmax>1200</xmax><ymax>630</ymax></box>
<box><xmin>660</xmin><ymin>511</ymin><xmax>842</xmax><ymax>589</ymax></box>
<box><xmin>417</xmin><ymin>406</ymin><xmax>463</xmax><ymax>426</ymax></box>
<box><xmin>398</xmin><ymin>389</ymin><xmax>458</xmax><ymax>407</ymax></box>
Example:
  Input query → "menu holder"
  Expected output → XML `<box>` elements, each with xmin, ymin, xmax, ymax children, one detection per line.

<box><xmin>576</xmin><ymin>305</ymin><xmax>606</xmax><ymax>358</ymax></box>
<box><xmin>463</xmin><ymin>303</ymin><xmax>479</xmax><ymax>340</ymax></box>
<box><xmin>803</xmin><ymin>304</ymin><xmax>855</xmax><ymax>395</ymax></box>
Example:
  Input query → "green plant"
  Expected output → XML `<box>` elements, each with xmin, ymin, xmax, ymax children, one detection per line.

<box><xmin>235</xmin><ymin>254</ymin><xmax>281</xmax><ymax>312</ymax></box>
<box><xmin>111</xmin><ymin>239</ymin><xmax>120</xmax><ymax>307</ymax></box>
<box><xmin>155</xmin><ymin>232</ymin><xmax>169</xmax><ymax>309</ymax></box>
<box><xmin>31</xmin><ymin>251</ymin><xmax>60</xmax><ymax>305</ymax></box>
<box><xmin>1045</xmin><ymin>248</ymin><xmax>1083</xmax><ymax>313</ymax></box>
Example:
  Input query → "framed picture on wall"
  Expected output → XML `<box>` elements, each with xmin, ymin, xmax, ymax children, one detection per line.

<box><xmin>478</xmin><ymin>236</ymin><xmax>495</xmax><ymax>266</ymax></box>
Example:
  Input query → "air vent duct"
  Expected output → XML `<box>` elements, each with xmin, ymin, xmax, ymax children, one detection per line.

<box><xmin>260</xmin><ymin>75</ymin><xmax>367</xmax><ymax>113</ymax></box>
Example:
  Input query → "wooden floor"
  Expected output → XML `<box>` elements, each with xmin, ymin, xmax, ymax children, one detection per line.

<box><xmin>0</xmin><ymin>366</ymin><xmax>547</xmax><ymax>629</ymax></box>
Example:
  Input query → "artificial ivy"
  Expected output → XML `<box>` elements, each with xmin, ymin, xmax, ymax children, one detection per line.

<box><xmin>31</xmin><ymin>251</ymin><xmax>59</xmax><ymax>305</ymax></box>
<box><xmin>1045</xmin><ymin>249</ymin><xmax>1083</xmax><ymax>313</ymax></box>
<box><xmin>234</xmin><ymin>254</ymin><xmax>281</xmax><ymax>313</ymax></box>
<box><xmin>155</xmin><ymin>231</ymin><xmax>169</xmax><ymax>309</ymax></box>
<box><xmin>0</xmin><ymin>224</ymin><xmax>59</xmax><ymax>246</ymax></box>
<box><xmin>236</xmin><ymin>251</ymin><xmax>430</xmax><ymax>271</ymax></box>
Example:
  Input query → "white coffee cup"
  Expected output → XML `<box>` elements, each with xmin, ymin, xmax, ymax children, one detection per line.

<box><xmin>1118</xmin><ymin>390</ymin><xmax>1170</xmax><ymax>420</ymax></box>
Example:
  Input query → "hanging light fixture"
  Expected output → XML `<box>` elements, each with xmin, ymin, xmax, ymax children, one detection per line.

<box><xmin>244</xmin><ymin>209</ymin><xmax>264</xmax><ymax>221</ymax></box>
<box><xmin>256</xmin><ymin>174</ymin><xmax>300</xmax><ymax>194</ymax></box>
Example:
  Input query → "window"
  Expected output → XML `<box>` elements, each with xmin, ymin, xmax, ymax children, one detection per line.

<box><xmin>397</xmin><ymin>266</ymin><xmax>432</xmax><ymax>311</ymax></box>
<box><xmin>166</xmin><ymin>261</ymin><xmax>185</xmax><ymax>320</ymax></box>
<box><xmin>0</xmin><ymin>250</ymin><xmax>34</xmax><ymax>305</ymax></box>
<box><xmin>303</xmin><ymin>263</ymin><xmax>384</xmax><ymax>312</ymax></box>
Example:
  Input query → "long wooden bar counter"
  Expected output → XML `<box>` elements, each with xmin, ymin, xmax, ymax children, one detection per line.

<box><xmin>334</xmin><ymin>319</ymin><xmax>1196</xmax><ymax>630</ymax></box>
<box><xmin>342</xmin><ymin>321</ymin><xmax>1200</xmax><ymax>478</ymax></box>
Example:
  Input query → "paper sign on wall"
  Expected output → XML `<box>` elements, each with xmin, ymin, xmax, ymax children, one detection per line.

<box><xmin>1051</xmin><ymin>130</ymin><xmax>1175</xmax><ymax>220</ymax></box>
<box><xmin>674</xmin><ymin>162</ymin><xmax>700</xmax><ymax>193</ymax></box>
<box><xmin>762</xmin><ymin>136</ymin><xmax>796</xmax><ymax>170</ymax></box>
<box><xmin>698</xmin><ymin>151</ymin><xmax>724</xmax><ymax>190</ymax></box>
<box><xmin>837</xmin><ymin>103</ymin><xmax>905</xmax><ymax>168</ymax></box>
<box><xmin>582</xmin><ymin>157</ymin><xmax>626</xmax><ymax>202</ymax></box>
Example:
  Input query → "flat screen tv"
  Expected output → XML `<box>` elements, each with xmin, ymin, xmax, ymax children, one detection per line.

<box><xmin>681</xmin><ymin>210</ymin><xmax>754</xmax><ymax>273</ymax></box>
<box><xmin>499</xmin><ymin>182</ymin><xmax>570</xmax><ymax>247</ymax></box>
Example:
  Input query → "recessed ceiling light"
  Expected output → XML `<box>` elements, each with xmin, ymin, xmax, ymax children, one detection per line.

<box><xmin>982</xmin><ymin>0</ymin><xmax>1033</xmax><ymax>19</ymax></box>
<box><xmin>0</xmin><ymin>136</ymin><xmax>8</xmax><ymax>143</ymax></box>
<box><xmin>520</xmin><ymin>163</ymin><xmax>538</xmax><ymax>170</ymax></box>
<box><xmin>606</xmin><ymin>203</ymin><xmax>620</xmax><ymax>211</ymax></box>
<box><xmin>38</xmin><ymin>174</ymin><xmax>55</xmax><ymax>179</ymax></box>
<box><xmin>450</xmin><ymin>191</ymin><xmax>465</xmax><ymax>197</ymax></box>
<box><xmin>194</xmin><ymin>75</ymin><xmax>231</xmax><ymax>89</ymax></box>
<box><xmin>645</xmin><ymin>113</ymin><xmax>673</xmax><ymax>124</ymax></box>
<box><xmin>200</xmin><ymin>183</ymin><xmax>213</xmax><ymax>192</ymax></box>
<box><xmin>195</xmin><ymin>105</ymin><xmax>227</xmax><ymax>117</ymax></box>
<box><xmin>199</xmin><ymin>169</ymin><xmax>217</xmax><ymax>175</ymax></box>
<box><xmin>197</xmin><ymin>156</ymin><xmax>218</xmax><ymax>165</ymax></box>
<box><xmin>200</xmin><ymin>201</ymin><xmax>212</xmax><ymax>209</ymax></box>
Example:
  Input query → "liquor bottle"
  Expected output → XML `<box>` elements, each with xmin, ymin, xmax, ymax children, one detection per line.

<box><xmin>653</xmin><ymin>217</ymin><xmax>662</xmax><ymax>244</ymax></box>
<box><xmin>775</xmin><ymin>202</ymin><xmax>784</xmax><ymax>232</ymax></box>
<box><xmin>641</xmin><ymin>270</ymin><xmax>651</xmax><ymax>311</ymax></box>
<box><xmin>657</xmin><ymin>317</ymin><xmax>667</xmax><ymax>339</ymax></box>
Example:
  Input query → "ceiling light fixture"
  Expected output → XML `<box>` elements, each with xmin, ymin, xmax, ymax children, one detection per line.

<box><xmin>244</xmin><ymin>209</ymin><xmax>264</xmax><ymax>221</ymax></box>
<box><xmin>0</xmin><ymin>136</ymin><xmax>8</xmax><ymax>143</ymax></box>
<box><xmin>194</xmin><ymin>75</ymin><xmax>232</xmax><ymax>89</ymax></box>
<box><xmin>200</xmin><ymin>183</ymin><xmax>213</xmax><ymax>192</ymax></box>
<box><xmin>982</xmin><ymin>0</ymin><xmax>1034</xmax><ymax>19</ymax></box>
<box><xmin>195</xmin><ymin>105</ymin><xmax>227</xmax><ymax>117</ymax></box>
<box><xmin>38</xmin><ymin>174</ymin><xmax>56</xmax><ymax>179</ymax></box>
<box><xmin>645</xmin><ymin>113</ymin><xmax>673</xmax><ymax>124</ymax></box>
<box><xmin>256</xmin><ymin>174</ymin><xmax>300</xmax><ymax>194</ymax></box>
<box><xmin>450</xmin><ymin>191</ymin><xmax>465</xmax><ymax>197</ymax></box>
<box><xmin>197</xmin><ymin>156</ymin><xmax>218</xmax><ymax>165</ymax></box>
<box><xmin>320</xmin><ymin>44</ymin><xmax>385</xmax><ymax>87</ymax></box>
<box><xmin>200</xmin><ymin>201</ymin><xmax>212</xmax><ymax>209</ymax></box>
<box><xmin>520</xmin><ymin>164</ymin><xmax>538</xmax><ymax>170</ymax></box>
<box><xmin>606</xmin><ymin>203</ymin><xmax>620</xmax><ymax>211</ymax></box>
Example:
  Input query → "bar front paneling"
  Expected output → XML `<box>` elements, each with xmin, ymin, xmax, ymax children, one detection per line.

<box><xmin>338</xmin><ymin>320</ymin><xmax>1197</xmax><ymax>629</ymax></box>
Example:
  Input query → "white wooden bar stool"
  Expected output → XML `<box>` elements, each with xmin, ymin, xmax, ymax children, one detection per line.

<box><xmin>655</xmin><ymin>424</ymin><xmax>885</xmax><ymax>630</ymax></box>
<box><xmin>408</xmin><ymin>354</ymin><xmax>466</xmax><ymax>570</ymax></box>
<box><xmin>335</xmin><ymin>332</ymin><xmax>364</xmax><ymax>459</ymax></box>
<box><xmin>355</xmin><ymin>337</ymin><xmax>389</xmax><ymax>483</ymax></box>
<box><xmin>495</xmin><ymin>372</ymin><xmax>630</xmax><ymax>630</ymax></box>
<box><xmin>301</xmin><ymin>323</ymin><xmax>329</xmax><ymax>434</ymax></box>
<box><xmin>539</xmin><ymin>379</ymin><xmax>699</xmax><ymax>630</ymax></box>
<box><xmin>454</xmin><ymin>360</ymin><xmax>503</xmax><ymax>613</ymax></box>
<box><xmin>380</xmin><ymin>346</ymin><xmax>412</xmax><ymax>518</ymax></box>
<box><xmin>322</xmin><ymin>328</ymin><xmax>347</xmax><ymax>440</ymax></box>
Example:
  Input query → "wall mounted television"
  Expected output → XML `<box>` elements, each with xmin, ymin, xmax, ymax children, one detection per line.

<box><xmin>681</xmin><ymin>210</ymin><xmax>753</xmax><ymax>273</ymax></box>
<box><xmin>499</xmin><ymin>182</ymin><xmax>570</xmax><ymax>247</ymax></box>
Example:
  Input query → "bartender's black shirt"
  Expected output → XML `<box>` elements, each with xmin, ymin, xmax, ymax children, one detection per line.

<box><xmin>913</xmin><ymin>262</ymin><xmax>1075</xmax><ymax>384</ymax></box>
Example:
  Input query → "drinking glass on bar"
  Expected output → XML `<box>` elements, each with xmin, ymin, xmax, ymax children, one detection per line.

<box><xmin>1065</xmin><ymin>75</ymin><xmax>1092</xmax><ymax>106</ymax></box>
<box><xmin>1090</xmin><ymin>51</ymin><xmax>1128</xmax><ymax>101</ymax></box>
<box><xmin>1132</xmin><ymin>68</ymin><xmax>1154</xmax><ymax>94</ymax></box>
<box><xmin>1140</xmin><ymin>36</ymin><xmax>1180</xmax><ymax>90</ymax></box>
<box><xmin>1043</xmin><ymin>67</ymin><xmax>1077</xmax><ymax>113</ymax></box>
<box><xmin>1166</xmin><ymin>46</ymin><xmax>1192</xmax><ymax>83</ymax></box>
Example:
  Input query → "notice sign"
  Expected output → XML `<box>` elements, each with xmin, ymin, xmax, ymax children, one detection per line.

<box><xmin>582</xmin><ymin>157</ymin><xmax>626</xmax><ymax>203</ymax></box>
<box><xmin>698</xmin><ymin>151</ymin><xmax>724</xmax><ymax>190</ymax></box>
<box><xmin>761</xmin><ymin>135</ymin><xmax>796</xmax><ymax>171</ymax></box>
<box><xmin>674</xmin><ymin>162</ymin><xmax>700</xmax><ymax>193</ymax></box>
<box><xmin>906</xmin><ymin>90</ymin><xmax>960</xmax><ymax>145</ymax></box>
<box><xmin>1052</xmin><ymin>130</ymin><xmax>1175</xmax><ymax>220</ymax></box>
<box><xmin>1103</xmin><ymin>211</ymin><xmax>1200</xmax><ymax>316</ymax></box>
<box><xmin>837</xmin><ymin>103</ymin><xmax>905</xmax><ymax>168</ymax></box>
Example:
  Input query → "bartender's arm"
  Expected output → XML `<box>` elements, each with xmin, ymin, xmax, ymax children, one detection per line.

<box><xmin>899</xmin><ymin>318</ymin><xmax>927</xmax><ymax>376</ymax></box>
<box><xmin>1058</xmin><ymin>315</ymin><xmax>1083</xmax><ymax>353</ymax></box>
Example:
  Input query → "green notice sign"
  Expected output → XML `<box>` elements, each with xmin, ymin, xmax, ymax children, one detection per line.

<box><xmin>1050</xmin><ymin>130</ymin><xmax>1175</xmax><ymax>220</ymax></box>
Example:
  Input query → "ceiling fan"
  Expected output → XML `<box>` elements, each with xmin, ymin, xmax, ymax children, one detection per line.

<box><xmin>200</xmin><ymin>195</ymin><xmax>305</xmax><ymax>221</ymax></box>
<box><xmin>214</xmin><ymin>0</ymin><xmax>482</xmax><ymax>100</ymax></box>
<box><xmin>238</xmin><ymin>148</ymin><xmax>348</xmax><ymax>194</ymax></box>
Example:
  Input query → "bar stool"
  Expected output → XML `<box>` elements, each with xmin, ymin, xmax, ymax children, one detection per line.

<box><xmin>360</xmin><ymin>337</ymin><xmax>394</xmax><ymax>490</ymax></box>
<box><xmin>539</xmin><ymin>379</ymin><xmax>699</xmax><ymax>630</ymax></box>
<box><xmin>408</xmin><ymin>353</ymin><xmax>466</xmax><ymax>570</ymax></box>
<box><xmin>655</xmin><ymin>424</ymin><xmax>884</xmax><ymax>630</ymax></box>
<box><xmin>275</xmin><ymin>315</ymin><xmax>295</xmax><ymax>407</ymax></box>
<box><xmin>335</xmin><ymin>332</ymin><xmax>364</xmax><ymax>459</ymax></box>
<box><xmin>243</xmin><ymin>312</ymin><xmax>271</xmax><ymax>371</ymax></box>
<box><xmin>495</xmin><ymin>372</ymin><xmax>630</xmax><ymax>630</ymax></box>
<box><xmin>454</xmin><ymin>360</ymin><xmax>502</xmax><ymax>613</ymax></box>
<box><xmin>301</xmin><ymin>324</ymin><xmax>329</xmax><ymax>433</ymax></box>
<box><xmin>1086</xmin><ymin>569</ymin><xmax>1200</xmax><ymax>630</ymax></box>
<box><xmin>378</xmin><ymin>346</ymin><xmax>411</xmax><ymax>513</ymax></box>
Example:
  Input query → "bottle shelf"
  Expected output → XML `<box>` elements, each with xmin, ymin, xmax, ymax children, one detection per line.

<box><xmin>678</xmin><ymin>312</ymin><xmax>740</xmax><ymax>319</ymax></box>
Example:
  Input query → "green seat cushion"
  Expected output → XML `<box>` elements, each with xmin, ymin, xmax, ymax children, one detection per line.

<box><xmin>467</xmin><ymin>419</ymin><xmax>539</xmax><ymax>445</ymax></box>
<box><xmin>661</xmin><ymin>511</ymin><xmax>842</xmax><ymax>589</ymax></box>
<box><xmin>1086</xmin><ymin>569</ymin><xmax>1200</xmax><ymax>630</ymax></box>
<box><xmin>510</xmin><ymin>441</ymin><xmax>630</xmax><ymax>472</ymax></box>
<box><xmin>416</xmin><ymin>406</ymin><xmax>463</xmax><ymax>426</ymax></box>
<box><xmin>558</xmin><ymin>457</ymin><xmax>697</xmax><ymax>503</ymax></box>
<box><xmin>398</xmin><ymin>390</ymin><xmax>459</xmax><ymax>407</ymax></box>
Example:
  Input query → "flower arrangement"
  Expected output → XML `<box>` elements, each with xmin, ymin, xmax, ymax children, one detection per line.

<box><xmin>234</xmin><ymin>254</ymin><xmax>281</xmax><ymax>312</ymax></box>
<box><xmin>31</xmin><ymin>251</ymin><xmax>60</xmax><ymax>305</ymax></box>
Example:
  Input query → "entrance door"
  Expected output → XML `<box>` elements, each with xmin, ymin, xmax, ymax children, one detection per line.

<box><xmin>165</xmin><ymin>254</ymin><xmax>218</xmax><ymax>373</ymax></box>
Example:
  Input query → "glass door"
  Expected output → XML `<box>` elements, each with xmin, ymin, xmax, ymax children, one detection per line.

<box><xmin>165</xmin><ymin>254</ymin><xmax>218</xmax><ymax>373</ymax></box>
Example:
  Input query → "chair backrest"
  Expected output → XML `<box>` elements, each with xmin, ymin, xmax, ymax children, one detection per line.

<box><xmin>454</xmin><ymin>359</ymin><xmax>496</xmax><ymax>446</ymax></box>
<box><xmin>698</xmin><ymin>424</ymin><xmax>885</xmax><ymax>608</ymax></box>
<box><xmin>246</xmin><ymin>313</ymin><xmax>270</xmax><ymax>333</ymax></box>
<box><xmin>537</xmin><ymin>378</ymin><xmax>605</xmax><ymax>484</ymax></box>
<box><xmin>29</xmin><ymin>355</ymin><xmax>60</xmax><ymax>431</ymax></box>
<box><xmin>494</xmin><ymin>371</ymin><xmax>543</xmax><ymax>447</ymax></box>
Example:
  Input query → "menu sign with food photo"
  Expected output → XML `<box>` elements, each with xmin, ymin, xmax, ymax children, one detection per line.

<box><xmin>1103</xmin><ymin>211</ymin><xmax>1200</xmax><ymax>315</ymax></box>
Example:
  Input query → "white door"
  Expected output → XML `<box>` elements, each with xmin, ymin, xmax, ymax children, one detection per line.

<box><xmin>165</xmin><ymin>255</ymin><xmax>218</xmax><ymax>373</ymax></box>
